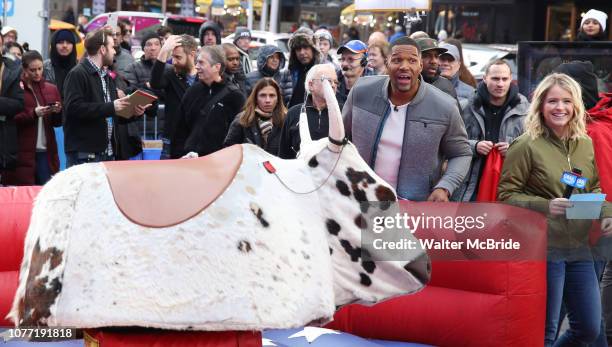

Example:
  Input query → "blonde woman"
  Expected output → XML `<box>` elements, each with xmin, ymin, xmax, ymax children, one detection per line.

<box><xmin>498</xmin><ymin>73</ymin><xmax>612</xmax><ymax>346</ymax></box>
<box><xmin>367</xmin><ymin>41</ymin><xmax>389</xmax><ymax>75</ymax></box>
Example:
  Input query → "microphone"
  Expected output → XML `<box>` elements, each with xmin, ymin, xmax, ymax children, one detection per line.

<box><xmin>393</xmin><ymin>105</ymin><xmax>399</xmax><ymax>112</ymax></box>
<box><xmin>562</xmin><ymin>168</ymin><xmax>583</xmax><ymax>199</ymax></box>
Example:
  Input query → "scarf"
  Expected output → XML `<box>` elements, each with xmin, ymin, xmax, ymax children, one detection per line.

<box><xmin>255</xmin><ymin>108</ymin><xmax>273</xmax><ymax>144</ymax></box>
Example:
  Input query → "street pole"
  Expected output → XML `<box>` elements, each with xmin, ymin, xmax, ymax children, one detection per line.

<box><xmin>247</xmin><ymin>0</ymin><xmax>253</xmax><ymax>30</ymax></box>
<box><xmin>2</xmin><ymin>0</ymin><xmax>8</xmax><ymax>27</ymax></box>
<box><xmin>269</xmin><ymin>0</ymin><xmax>278</xmax><ymax>33</ymax></box>
<box><xmin>42</xmin><ymin>0</ymin><xmax>50</xmax><ymax>60</ymax></box>
<box><xmin>260</xmin><ymin>0</ymin><xmax>268</xmax><ymax>31</ymax></box>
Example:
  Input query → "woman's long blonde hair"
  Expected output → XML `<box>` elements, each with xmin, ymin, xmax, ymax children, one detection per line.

<box><xmin>524</xmin><ymin>73</ymin><xmax>587</xmax><ymax>140</ymax></box>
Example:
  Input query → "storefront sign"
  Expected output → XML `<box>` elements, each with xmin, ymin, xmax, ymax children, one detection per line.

<box><xmin>92</xmin><ymin>0</ymin><xmax>105</xmax><ymax>16</ymax></box>
<box><xmin>181</xmin><ymin>0</ymin><xmax>195</xmax><ymax>16</ymax></box>
<box><xmin>355</xmin><ymin>0</ymin><xmax>431</xmax><ymax>12</ymax></box>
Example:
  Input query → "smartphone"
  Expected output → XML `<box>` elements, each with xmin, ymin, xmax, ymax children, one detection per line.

<box><xmin>107</xmin><ymin>12</ymin><xmax>118</xmax><ymax>30</ymax></box>
<box><xmin>47</xmin><ymin>102</ymin><xmax>58</xmax><ymax>107</ymax></box>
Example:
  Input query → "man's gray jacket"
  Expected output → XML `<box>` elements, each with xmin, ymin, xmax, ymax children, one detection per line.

<box><xmin>343</xmin><ymin>75</ymin><xmax>472</xmax><ymax>201</ymax></box>
<box><xmin>452</xmin><ymin>91</ymin><xmax>529</xmax><ymax>201</ymax></box>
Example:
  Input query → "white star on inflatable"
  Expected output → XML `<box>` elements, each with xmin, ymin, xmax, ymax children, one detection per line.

<box><xmin>262</xmin><ymin>338</ymin><xmax>278</xmax><ymax>346</ymax></box>
<box><xmin>288</xmin><ymin>327</ymin><xmax>341</xmax><ymax>343</ymax></box>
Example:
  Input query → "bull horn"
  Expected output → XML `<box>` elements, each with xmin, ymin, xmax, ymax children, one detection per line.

<box><xmin>323</xmin><ymin>79</ymin><xmax>345</xmax><ymax>152</ymax></box>
<box><xmin>299</xmin><ymin>103</ymin><xmax>313</xmax><ymax>147</ymax></box>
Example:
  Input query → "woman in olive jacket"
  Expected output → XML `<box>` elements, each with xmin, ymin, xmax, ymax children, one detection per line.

<box><xmin>498</xmin><ymin>73</ymin><xmax>612</xmax><ymax>346</ymax></box>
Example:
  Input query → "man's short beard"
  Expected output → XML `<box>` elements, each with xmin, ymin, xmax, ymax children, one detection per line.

<box><xmin>103</xmin><ymin>55</ymin><xmax>114</xmax><ymax>67</ymax></box>
<box><xmin>175</xmin><ymin>61</ymin><xmax>193</xmax><ymax>75</ymax></box>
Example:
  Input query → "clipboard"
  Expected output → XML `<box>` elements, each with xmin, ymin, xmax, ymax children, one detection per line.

<box><xmin>116</xmin><ymin>90</ymin><xmax>158</xmax><ymax>118</ymax></box>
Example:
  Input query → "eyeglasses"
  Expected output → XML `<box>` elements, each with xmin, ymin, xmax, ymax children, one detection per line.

<box><xmin>339</xmin><ymin>55</ymin><xmax>363</xmax><ymax>64</ymax></box>
<box><xmin>319</xmin><ymin>77</ymin><xmax>339</xmax><ymax>86</ymax></box>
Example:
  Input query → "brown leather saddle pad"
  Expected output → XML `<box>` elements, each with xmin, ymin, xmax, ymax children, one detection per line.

<box><xmin>104</xmin><ymin>145</ymin><xmax>243</xmax><ymax>228</ymax></box>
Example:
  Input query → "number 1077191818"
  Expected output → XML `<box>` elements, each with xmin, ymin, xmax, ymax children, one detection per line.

<box><xmin>1</xmin><ymin>327</ymin><xmax>76</xmax><ymax>342</ymax></box>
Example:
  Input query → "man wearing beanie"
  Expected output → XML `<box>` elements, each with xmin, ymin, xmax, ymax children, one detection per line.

<box><xmin>125</xmin><ymin>32</ymin><xmax>161</xmax><ymax>93</ymax></box>
<box><xmin>554</xmin><ymin>61</ymin><xmax>600</xmax><ymax>110</ymax></box>
<box><xmin>287</xmin><ymin>32</ymin><xmax>321</xmax><ymax>108</ymax></box>
<box><xmin>314</xmin><ymin>28</ymin><xmax>338</xmax><ymax>68</ymax></box>
<box><xmin>43</xmin><ymin>29</ymin><xmax>77</xmax><ymax>99</ymax></box>
<box><xmin>124</xmin><ymin>32</ymin><xmax>162</xmax><ymax>129</ymax></box>
<box><xmin>233</xmin><ymin>27</ymin><xmax>252</xmax><ymax>75</ymax></box>
<box><xmin>199</xmin><ymin>21</ymin><xmax>222</xmax><ymax>46</ymax></box>
<box><xmin>577</xmin><ymin>9</ymin><xmax>608</xmax><ymax>41</ymax></box>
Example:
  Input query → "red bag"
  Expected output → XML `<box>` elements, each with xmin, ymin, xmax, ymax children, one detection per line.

<box><xmin>476</xmin><ymin>147</ymin><xmax>504</xmax><ymax>202</ymax></box>
<box><xmin>587</xmin><ymin>93</ymin><xmax>612</xmax><ymax>202</ymax></box>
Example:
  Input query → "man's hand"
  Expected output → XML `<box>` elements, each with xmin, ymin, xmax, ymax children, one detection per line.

<box><xmin>427</xmin><ymin>188</ymin><xmax>450</xmax><ymax>202</ymax></box>
<box><xmin>157</xmin><ymin>35</ymin><xmax>182</xmax><ymax>62</ymax></box>
<box><xmin>117</xmin><ymin>89</ymin><xmax>127</xmax><ymax>98</ymax></box>
<box><xmin>602</xmin><ymin>218</ymin><xmax>612</xmax><ymax>234</ymax></box>
<box><xmin>476</xmin><ymin>141</ymin><xmax>494</xmax><ymax>156</ymax></box>
<box><xmin>495</xmin><ymin>142</ymin><xmax>510</xmax><ymax>157</ymax></box>
<box><xmin>549</xmin><ymin>198</ymin><xmax>572</xmax><ymax>216</ymax></box>
<box><xmin>133</xmin><ymin>104</ymin><xmax>151</xmax><ymax>116</ymax></box>
<box><xmin>181</xmin><ymin>151</ymin><xmax>199</xmax><ymax>159</ymax></box>
<box><xmin>113</xmin><ymin>96</ymin><xmax>131</xmax><ymax>113</ymax></box>
<box><xmin>49</xmin><ymin>102</ymin><xmax>62</xmax><ymax>114</ymax></box>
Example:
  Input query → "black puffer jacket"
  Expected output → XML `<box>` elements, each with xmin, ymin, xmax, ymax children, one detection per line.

<box><xmin>199</xmin><ymin>21</ymin><xmax>222</xmax><ymax>46</ymax></box>
<box><xmin>124</xmin><ymin>56</ymin><xmax>162</xmax><ymax>124</ymax></box>
<box><xmin>245</xmin><ymin>45</ymin><xmax>292</xmax><ymax>104</ymax></box>
<box><xmin>0</xmin><ymin>58</ymin><xmax>25</xmax><ymax>170</ymax></box>
<box><xmin>125</xmin><ymin>56</ymin><xmax>156</xmax><ymax>93</ymax></box>
<box><xmin>223</xmin><ymin>112</ymin><xmax>282</xmax><ymax>155</ymax></box>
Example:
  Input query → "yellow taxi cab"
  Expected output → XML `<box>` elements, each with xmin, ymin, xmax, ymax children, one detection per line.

<box><xmin>49</xmin><ymin>19</ymin><xmax>85</xmax><ymax>59</ymax></box>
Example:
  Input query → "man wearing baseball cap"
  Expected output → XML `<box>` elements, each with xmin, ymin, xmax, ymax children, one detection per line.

<box><xmin>336</xmin><ymin>40</ymin><xmax>373</xmax><ymax>105</ymax></box>
<box><xmin>233</xmin><ymin>27</ymin><xmax>252</xmax><ymax>75</ymax></box>
<box><xmin>415</xmin><ymin>37</ymin><xmax>457</xmax><ymax>101</ymax></box>
<box><xmin>438</xmin><ymin>42</ymin><xmax>475</xmax><ymax>110</ymax></box>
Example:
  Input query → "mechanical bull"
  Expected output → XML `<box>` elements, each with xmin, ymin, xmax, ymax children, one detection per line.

<box><xmin>9</xmin><ymin>80</ymin><xmax>430</xmax><ymax>330</ymax></box>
